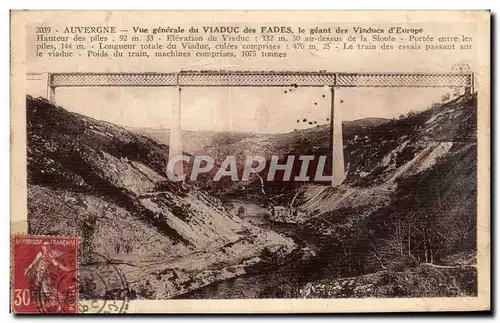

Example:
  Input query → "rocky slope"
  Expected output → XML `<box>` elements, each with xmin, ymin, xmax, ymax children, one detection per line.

<box><xmin>219</xmin><ymin>94</ymin><xmax>477</xmax><ymax>299</ymax></box>
<box><xmin>290</xmin><ymin>94</ymin><xmax>478</xmax><ymax>298</ymax></box>
<box><xmin>298</xmin><ymin>94</ymin><xmax>477</xmax><ymax>213</ymax></box>
<box><xmin>299</xmin><ymin>263</ymin><xmax>477</xmax><ymax>298</ymax></box>
<box><xmin>119</xmin><ymin>93</ymin><xmax>478</xmax><ymax>298</ymax></box>
<box><xmin>26</xmin><ymin>96</ymin><xmax>296</xmax><ymax>299</ymax></box>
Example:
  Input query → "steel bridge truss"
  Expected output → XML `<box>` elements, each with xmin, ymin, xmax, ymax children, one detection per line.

<box><xmin>48</xmin><ymin>71</ymin><xmax>473</xmax><ymax>88</ymax></box>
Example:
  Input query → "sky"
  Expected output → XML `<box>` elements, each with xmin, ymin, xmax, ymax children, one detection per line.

<box><xmin>42</xmin><ymin>86</ymin><xmax>451</xmax><ymax>134</ymax></box>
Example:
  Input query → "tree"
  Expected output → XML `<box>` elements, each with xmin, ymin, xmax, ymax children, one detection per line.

<box><xmin>441</xmin><ymin>92</ymin><xmax>451</xmax><ymax>103</ymax></box>
<box><xmin>369</xmin><ymin>214</ymin><xmax>418</xmax><ymax>271</ymax></box>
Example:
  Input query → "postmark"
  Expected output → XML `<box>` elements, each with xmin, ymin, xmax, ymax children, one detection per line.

<box><xmin>11</xmin><ymin>235</ymin><xmax>79</xmax><ymax>313</ymax></box>
<box><xmin>76</xmin><ymin>252</ymin><xmax>130</xmax><ymax>314</ymax></box>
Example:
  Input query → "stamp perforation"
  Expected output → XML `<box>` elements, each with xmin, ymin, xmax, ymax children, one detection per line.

<box><xmin>11</xmin><ymin>234</ymin><xmax>80</xmax><ymax>314</ymax></box>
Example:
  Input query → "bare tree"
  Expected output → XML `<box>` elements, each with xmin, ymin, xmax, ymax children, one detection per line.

<box><xmin>441</xmin><ymin>92</ymin><xmax>451</xmax><ymax>103</ymax></box>
<box><xmin>369</xmin><ymin>213</ymin><xmax>419</xmax><ymax>270</ymax></box>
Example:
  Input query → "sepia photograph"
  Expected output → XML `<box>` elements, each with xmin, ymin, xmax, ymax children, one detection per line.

<box><xmin>24</xmin><ymin>71</ymin><xmax>477</xmax><ymax>300</ymax></box>
<box><xmin>10</xmin><ymin>10</ymin><xmax>490</xmax><ymax>313</ymax></box>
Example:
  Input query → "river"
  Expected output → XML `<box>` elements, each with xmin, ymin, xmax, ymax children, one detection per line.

<box><xmin>174</xmin><ymin>199</ymin><xmax>325</xmax><ymax>299</ymax></box>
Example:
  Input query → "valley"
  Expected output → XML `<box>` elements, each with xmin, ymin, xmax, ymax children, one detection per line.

<box><xmin>26</xmin><ymin>92</ymin><xmax>478</xmax><ymax>299</ymax></box>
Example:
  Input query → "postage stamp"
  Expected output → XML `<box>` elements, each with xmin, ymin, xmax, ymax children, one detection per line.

<box><xmin>11</xmin><ymin>235</ymin><xmax>79</xmax><ymax>314</ymax></box>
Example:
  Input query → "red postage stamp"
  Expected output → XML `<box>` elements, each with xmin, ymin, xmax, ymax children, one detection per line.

<box><xmin>11</xmin><ymin>235</ymin><xmax>79</xmax><ymax>314</ymax></box>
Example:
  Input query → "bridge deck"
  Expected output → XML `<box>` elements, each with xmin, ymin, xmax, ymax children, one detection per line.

<box><xmin>47</xmin><ymin>71</ymin><xmax>473</xmax><ymax>88</ymax></box>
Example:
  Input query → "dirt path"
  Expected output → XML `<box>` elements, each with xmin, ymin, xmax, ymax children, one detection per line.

<box><xmin>421</xmin><ymin>263</ymin><xmax>477</xmax><ymax>269</ymax></box>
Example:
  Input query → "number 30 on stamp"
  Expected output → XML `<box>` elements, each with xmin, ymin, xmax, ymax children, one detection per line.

<box><xmin>11</xmin><ymin>235</ymin><xmax>79</xmax><ymax>314</ymax></box>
